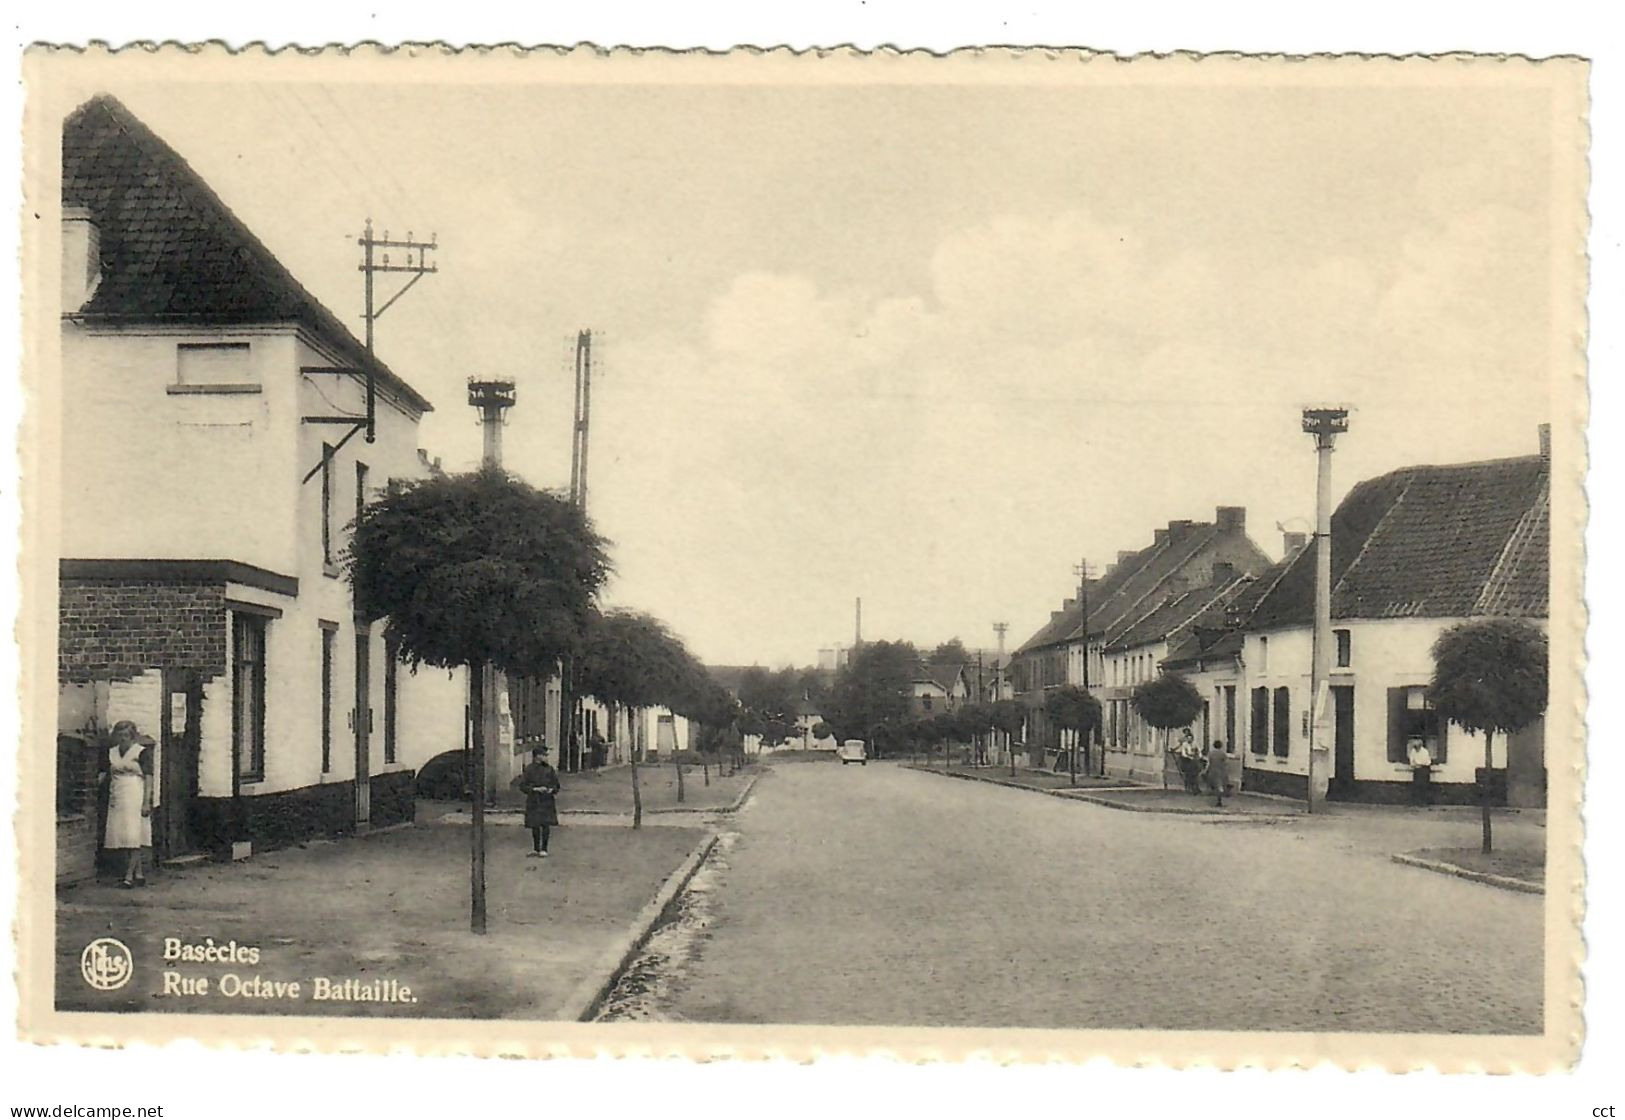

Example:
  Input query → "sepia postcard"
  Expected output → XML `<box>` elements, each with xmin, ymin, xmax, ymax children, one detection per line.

<box><xmin>15</xmin><ymin>45</ymin><xmax>1588</xmax><ymax>1069</ymax></box>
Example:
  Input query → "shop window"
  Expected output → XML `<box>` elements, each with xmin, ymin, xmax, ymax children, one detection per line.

<box><xmin>319</xmin><ymin>623</ymin><xmax>337</xmax><ymax>773</ymax></box>
<box><xmin>1387</xmin><ymin>686</ymin><xmax>1448</xmax><ymax>764</ymax></box>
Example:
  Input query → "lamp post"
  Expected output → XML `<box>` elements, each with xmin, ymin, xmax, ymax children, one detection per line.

<box><xmin>1301</xmin><ymin>406</ymin><xmax>1349</xmax><ymax>815</ymax></box>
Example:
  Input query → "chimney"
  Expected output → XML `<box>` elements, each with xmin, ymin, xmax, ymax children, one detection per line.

<box><xmin>1283</xmin><ymin>531</ymin><xmax>1308</xmax><ymax>556</ymax></box>
<box><xmin>62</xmin><ymin>206</ymin><xmax>100</xmax><ymax>313</ymax></box>
<box><xmin>1539</xmin><ymin>423</ymin><xmax>1551</xmax><ymax>462</ymax></box>
<box><xmin>1211</xmin><ymin>561</ymin><xmax>1236</xmax><ymax>587</ymax></box>
<box><xmin>1216</xmin><ymin>506</ymin><xmax>1246</xmax><ymax>532</ymax></box>
<box><xmin>1063</xmin><ymin>598</ymin><xmax>1076</xmax><ymax>612</ymax></box>
<box><xmin>1153</xmin><ymin>529</ymin><xmax>1169</xmax><ymax>546</ymax></box>
<box><xmin>1169</xmin><ymin>519</ymin><xmax>1195</xmax><ymax>538</ymax></box>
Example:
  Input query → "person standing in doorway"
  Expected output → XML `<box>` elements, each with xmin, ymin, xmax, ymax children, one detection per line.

<box><xmin>1203</xmin><ymin>739</ymin><xmax>1229</xmax><ymax>809</ymax></box>
<box><xmin>512</xmin><ymin>745</ymin><xmax>561</xmax><ymax>857</ymax></box>
<box><xmin>1176</xmin><ymin>729</ymin><xmax>1201</xmax><ymax>794</ymax></box>
<box><xmin>100</xmin><ymin>720</ymin><xmax>154</xmax><ymax>887</ymax></box>
<box><xmin>1407</xmin><ymin>738</ymin><xmax>1434</xmax><ymax>806</ymax></box>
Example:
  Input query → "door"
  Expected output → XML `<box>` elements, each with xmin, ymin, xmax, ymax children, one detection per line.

<box><xmin>157</xmin><ymin>669</ymin><xmax>202</xmax><ymax>860</ymax></box>
<box><xmin>354</xmin><ymin>622</ymin><xmax>371</xmax><ymax>827</ymax></box>
<box><xmin>1329</xmin><ymin>685</ymin><xmax>1356</xmax><ymax>800</ymax></box>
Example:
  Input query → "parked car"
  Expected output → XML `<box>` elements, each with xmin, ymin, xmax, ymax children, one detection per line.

<box><xmin>838</xmin><ymin>739</ymin><xmax>868</xmax><ymax>766</ymax></box>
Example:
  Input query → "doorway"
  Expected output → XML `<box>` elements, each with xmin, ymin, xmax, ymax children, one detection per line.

<box><xmin>158</xmin><ymin>669</ymin><xmax>202</xmax><ymax>861</ymax></box>
<box><xmin>1329</xmin><ymin>685</ymin><xmax>1356</xmax><ymax>800</ymax></box>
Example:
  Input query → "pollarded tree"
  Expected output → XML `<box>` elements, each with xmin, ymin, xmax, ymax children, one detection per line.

<box><xmin>955</xmin><ymin>702</ymin><xmax>996</xmax><ymax>766</ymax></box>
<box><xmin>1046</xmin><ymin>684</ymin><xmax>1103</xmax><ymax>785</ymax></box>
<box><xmin>1429</xmin><ymin>618</ymin><xmax>1548</xmax><ymax>853</ymax></box>
<box><xmin>576</xmin><ymin>609</ymin><xmax>692</xmax><ymax>828</ymax></box>
<box><xmin>1131</xmin><ymin>672</ymin><xmax>1203</xmax><ymax>787</ymax></box>
<box><xmin>349</xmin><ymin>467</ymin><xmax>610</xmax><ymax>932</ymax></box>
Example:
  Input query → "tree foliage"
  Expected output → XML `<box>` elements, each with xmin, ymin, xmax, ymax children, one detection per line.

<box><xmin>1046</xmin><ymin>684</ymin><xmax>1103</xmax><ymax>735</ymax></box>
<box><xmin>823</xmin><ymin>640</ymin><xmax>920</xmax><ymax>744</ymax></box>
<box><xmin>349</xmin><ymin>468</ymin><xmax>610</xmax><ymax>674</ymax></box>
<box><xmin>989</xmin><ymin>699</ymin><xmax>1026</xmax><ymax>738</ymax></box>
<box><xmin>955</xmin><ymin>702</ymin><xmax>996</xmax><ymax>740</ymax></box>
<box><xmin>1428</xmin><ymin>619</ymin><xmax>1549</xmax><ymax>737</ymax></box>
<box><xmin>575</xmin><ymin>610</ymin><xmax>693</xmax><ymax>712</ymax></box>
<box><xmin>929</xmin><ymin>638</ymin><xmax>971</xmax><ymax>665</ymax></box>
<box><xmin>1130</xmin><ymin>673</ymin><xmax>1203</xmax><ymax>732</ymax></box>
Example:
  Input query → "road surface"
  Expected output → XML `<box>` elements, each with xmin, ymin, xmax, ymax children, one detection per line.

<box><xmin>610</xmin><ymin>759</ymin><xmax>1543</xmax><ymax>1032</ymax></box>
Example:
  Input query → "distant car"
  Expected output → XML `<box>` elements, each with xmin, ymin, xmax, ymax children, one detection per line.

<box><xmin>838</xmin><ymin>739</ymin><xmax>868</xmax><ymax>765</ymax></box>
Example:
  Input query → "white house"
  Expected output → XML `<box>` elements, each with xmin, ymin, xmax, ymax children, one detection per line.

<box><xmin>55</xmin><ymin>95</ymin><xmax>466</xmax><ymax>878</ymax></box>
<box><xmin>1236</xmin><ymin>442</ymin><xmax>1550</xmax><ymax>805</ymax></box>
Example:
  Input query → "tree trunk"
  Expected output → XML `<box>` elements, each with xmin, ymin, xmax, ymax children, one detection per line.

<box><xmin>1481</xmin><ymin>729</ymin><xmax>1494</xmax><ymax>854</ymax></box>
<box><xmin>675</xmin><ymin>747</ymin><xmax>686</xmax><ymax>804</ymax></box>
<box><xmin>469</xmin><ymin>663</ymin><xmax>487</xmax><ymax>935</ymax></box>
<box><xmin>630</xmin><ymin>744</ymin><xmax>643</xmax><ymax>830</ymax></box>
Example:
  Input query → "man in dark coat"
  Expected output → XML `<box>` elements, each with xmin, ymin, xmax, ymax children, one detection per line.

<box><xmin>512</xmin><ymin>746</ymin><xmax>561</xmax><ymax>857</ymax></box>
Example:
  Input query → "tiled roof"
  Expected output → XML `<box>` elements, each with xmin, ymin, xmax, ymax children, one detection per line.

<box><xmin>62</xmin><ymin>95</ymin><xmax>432</xmax><ymax>413</ymax></box>
<box><xmin>1162</xmin><ymin>627</ymin><xmax>1245</xmax><ymax>672</ymax></box>
<box><xmin>1105</xmin><ymin>574</ymin><xmax>1252</xmax><ymax>652</ymax></box>
<box><xmin>916</xmin><ymin>663</ymin><xmax>965</xmax><ymax>692</ymax></box>
<box><xmin>1246</xmin><ymin>454</ymin><xmax>1549</xmax><ymax>629</ymax></box>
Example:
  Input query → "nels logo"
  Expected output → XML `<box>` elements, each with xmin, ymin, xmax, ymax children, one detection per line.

<box><xmin>80</xmin><ymin>937</ymin><xmax>134</xmax><ymax>991</ymax></box>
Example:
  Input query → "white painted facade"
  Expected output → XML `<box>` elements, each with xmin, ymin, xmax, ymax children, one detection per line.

<box><xmin>60</xmin><ymin>316</ymin><xmax>466</xmax><ymax>813</ymax></box>
<box><xmin>1240</xmin><ymin>619</ymin><xmax>1526</xmax><ymax>797</ymax></box>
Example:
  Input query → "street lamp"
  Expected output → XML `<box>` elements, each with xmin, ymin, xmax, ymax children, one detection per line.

<box><xmin>1301</xmin><ymin>406</ymin><xmax>1349</xmax><ymax>814</ymax></box>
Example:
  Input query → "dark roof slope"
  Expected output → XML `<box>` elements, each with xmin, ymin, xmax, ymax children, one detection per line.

<box><xmin>915</xmin><ymin>663</ymin><xmax>965</xmax><ymax>692</ymax></box>
<box><xmin>1105</xmin><ymin>574</ymin><xmax>1252</xmax><ymax>652</ymax></box>
<box><xmin>1247</xmin><ymin>455</ymin><xmax>1549</xmax><ymax>629</ymax></box>
<box><xmin>62</xmin><ymin>94</ymin><xmax>432</xmax><ymax>413</ymax></box>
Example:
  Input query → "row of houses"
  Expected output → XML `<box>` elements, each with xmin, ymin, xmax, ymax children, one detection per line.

<box><xmin>53</xmin><ymin>95</ymin><xmax>689</xmax><ymax>883</ymax></box>
<box><xmin>1008</xmin><ymin>441</ymin><xmax>1550</xmax><ymax>807</ymax></box>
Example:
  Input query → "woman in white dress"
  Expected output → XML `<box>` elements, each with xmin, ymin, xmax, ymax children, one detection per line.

<box><xmin>100</xmin><ymin>719</ymin><xmax>154</xmax><ymax>887</ymax></box>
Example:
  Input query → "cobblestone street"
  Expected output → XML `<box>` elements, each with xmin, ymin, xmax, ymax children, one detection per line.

<box><xmin>620</xmin><ymin>760</ymin><xmax>1544</xmax><ymax>1032</ymax></box>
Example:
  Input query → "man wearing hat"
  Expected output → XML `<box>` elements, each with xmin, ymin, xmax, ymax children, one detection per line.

<box><xmin>511</xmin><ymin>745</ymin><xmax>562</xmax><ymax>858</ymax></box>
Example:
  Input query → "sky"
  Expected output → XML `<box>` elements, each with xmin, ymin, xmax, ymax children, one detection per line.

<box><xmin>58</xmin><ymin>72</ymin><xmax>1561</xmax><ymax>667</ymax></box>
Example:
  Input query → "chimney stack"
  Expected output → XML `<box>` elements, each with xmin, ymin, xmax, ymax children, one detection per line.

<box><xmin>1063</xmin><ymin>598</ymin><xmax>1076</xmax><ymax>612</ymax></box>
<box><xmin>1283</xmin><ymin>531</ymin><xmax>1308</xmax><ymax>556</ymax></box>
<box><xmin>1169</xmin><ymin>519</ymin><xmax>1195</xmax><ymax>538</ymax></box>
<box><xmin>1216</xmin><ymin>506</ymin><xmax>1246</xmax><ymax>532</ymax></box>
<box><xmin>61</xmin><ymin>206</ymin><xmax>100</xmax><ymax>313</ymax></box>
<box><xmin>1538</xmin><ymin>423</ymin><xmax>1551</xmax><ymax>462</ymax></box>
<box><xmin>1153</xmin><ymin>528</ymin><xmax>1169</xmax><ymax>546</ymax></box>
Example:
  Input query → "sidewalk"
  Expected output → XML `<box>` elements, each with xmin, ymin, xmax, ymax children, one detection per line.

<box><xmin>476</xmin><ymin>762</ymin><xmax>758</xmax><ymax>817</ymax></box>
<box><xmin>56</xmin><ymin>816</ymin><xmax>707</xmax><ymax>1020</ymax></box>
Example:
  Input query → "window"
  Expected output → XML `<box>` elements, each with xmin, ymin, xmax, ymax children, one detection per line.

<box><xmin>1258</xmin><ymin>635</ymin><xmax>1269</xmax><ymax>672</ymax></box>
<box><xmin>921</xmin><ymin>696</ymin><xmax>933</xmax><ymax>711</ymax></box>
<box><xmin>1272</xmin><ymin>686</ymin><xmax>1292</xmax><ymax>757</ymax></box>
<box><xmin>383</xmin><ymin>639</ymin><xmax>398</xmax><ymax>764</ymax></box>
<box><xmin>320</xmin><ymin>443</ymin><xmax>335</xmax><ymax>568</ymax></box>
<box><xmin>1387</xmin><ymin>686</ymin><xmax>1448</xmax><ymax>763</ymax></box>
<box><xmin>1223</xmin><ymin>686</ymin><xmax>1237</xmax><ymax>754</ymax></box>
<box><xmin>176</xmin><ymin>341</ymin><xmax>254</xmax><ymax>386</ymax></box>
<box><xmin>1250</xmin><ymin>687</ymin><xmax>1269</xmax><ymax>755</ymax></box>
<box><xmin>1335</xmin><ymin>629</ymin><xmax>1352</xmax><ymax>668</ymax></box>
<box><xmin>232</xmin><ymin>613</ymin><xmax>268</xmax><ymax>782</ymax></box>
<box><xmin>319</xmin><ymin>623</ymin><xmax>337</xmax><ymax>773</ymax></box>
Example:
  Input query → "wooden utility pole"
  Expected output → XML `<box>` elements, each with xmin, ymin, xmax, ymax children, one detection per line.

<box><xmin>563</xmin><ymin>331</ymin><xmax>595</xmax><ymax>773</ymax></box>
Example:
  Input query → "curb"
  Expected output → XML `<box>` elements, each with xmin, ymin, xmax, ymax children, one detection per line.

<box><xmin>905</xmin><ymin>764</ymin><xmax>1297</xmax><ymax>821</ymax></box>
<box><xmin>647</xmin><ymin>769</ymin><xmax>763</xmax><ymax>816</ymax></box>
<box><xmin>1390</xmin><ymin>853</ymin><xmax>1544</xmax><ymax>895</ymax></box>
<box><xmin>551</xmin><ymin>831</ymin><xmax>720</xmax><ymax>1022</ymax></box>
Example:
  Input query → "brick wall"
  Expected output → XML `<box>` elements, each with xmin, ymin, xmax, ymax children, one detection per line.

<box><xmin>60</xmin><ymin>578</ymin><xmax>228</xmax><ymax>682</ymax></box>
